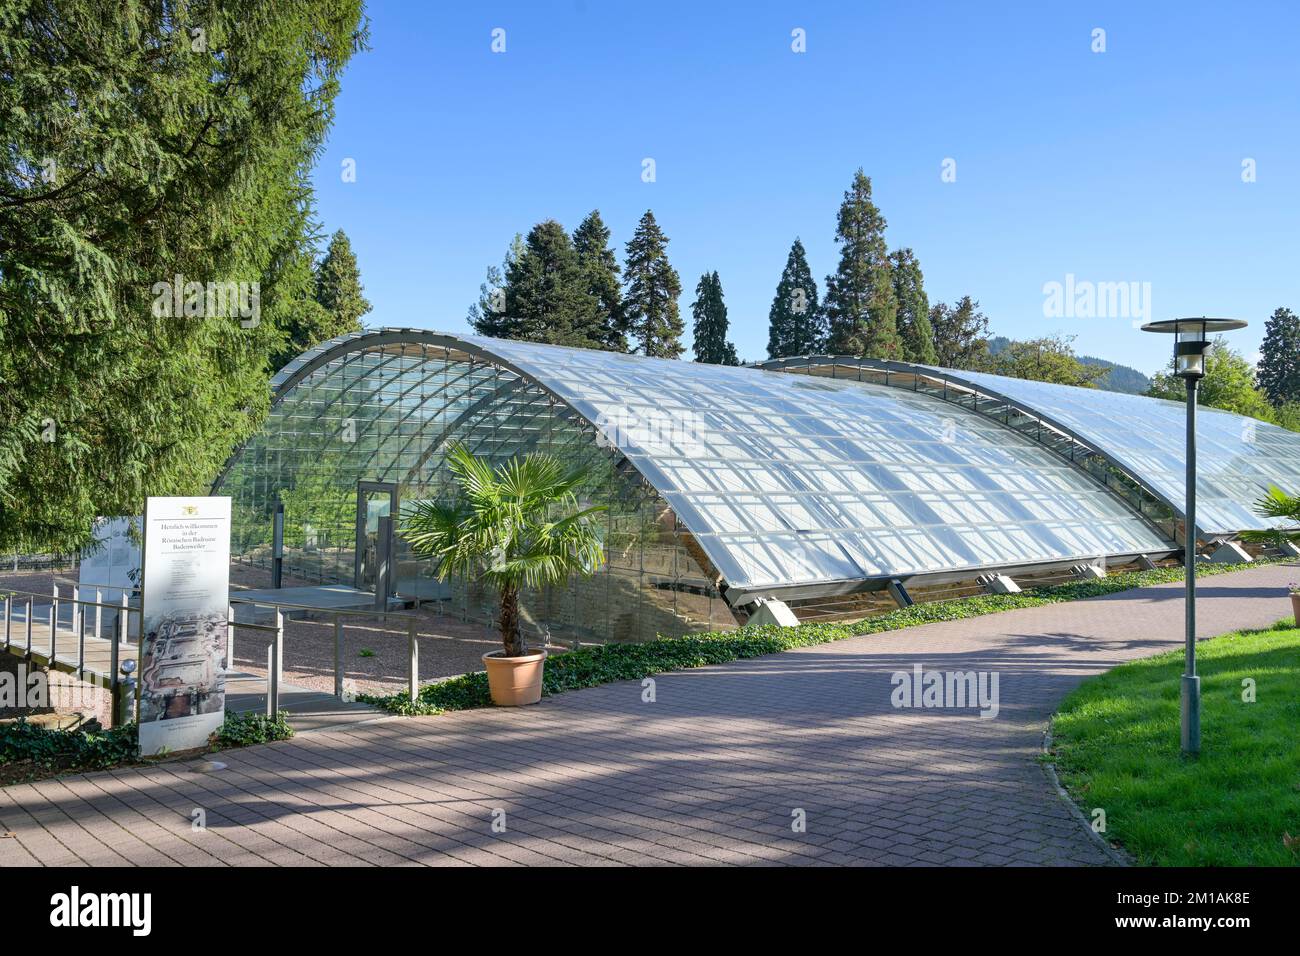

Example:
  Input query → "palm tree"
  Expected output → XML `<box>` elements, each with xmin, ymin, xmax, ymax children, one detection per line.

<box><xmin>1242</xmin><ymin>485</ymin><xmax>1300</xmax><ymax>547</ymax></box>
<box><xmin>400</xmin><ymin>444</ymin><xmax>606</xmax><ymax>657</ymax></box>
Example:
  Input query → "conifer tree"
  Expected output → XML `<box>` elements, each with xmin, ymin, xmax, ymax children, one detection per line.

<box><xmin>823</xmin><ymin>170</ymin><xmax>900</xmax><ymax>358</ymax></box>
<box><xmin>0</xmin><ymin>0</ymin><xmax>366</xmax><ymax>552</ymax></box>
<box><xmin>501</xmin><ymin>220</ymin><xmax>603</xmax><ymax>348</ymax></box>
<box><xmin>572</xmin><ymin>210</ymin><xmax>629</xmax><ymax>352</ymax></box>
<box><xmin>691</xmin><ymin>272</ymin><xmax>739</xmax><ymax>365</ymax></box>
<box><xmin>623</xmin><ymin>210</ymin><xmax>684</xmax><ymax>358</ymax></box>
<box><xmin>766</xmin><ymin>238</ymin><xmax>825</xmax><ymax>358</ymax></box>
<box><xmin>889</xmin><ymin>248</ymin><xmax>936</xmax><ymax>364</ymax></box>
<box><xmin>273</xmin><ymin>228</ymin><xmax>372</xmax><ymax>369</ymax></box>
<box><xmin>1257</xmin><ymin>306</ymin><xmax>1300</xmax><ymax>407</ymax></box>
<box><xmin>314</xmin><ymin>230</ymin><xmax>372</xmax><ymax>331</ymax></box>
<box><xmin>468</xmin><ymin>235</ymin><xmax>523</xmax><ymax>338</ymax></box>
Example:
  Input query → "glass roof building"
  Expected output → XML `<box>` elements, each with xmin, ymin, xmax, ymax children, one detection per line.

<box><xmin>213</xmin><ymin>330</ymin><xmax>1297</xmax><ymax>644</ymax></box>
<box><xmin>760</xmin><ymin>355</ymin><xmax>1300</xmax><ymax>540</ymax></box>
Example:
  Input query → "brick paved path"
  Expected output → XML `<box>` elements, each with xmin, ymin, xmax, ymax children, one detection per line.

<box><xmin>1</xmin><ymin>563</ymin><xmax>1293</xmax><ymax>867</ymax></box>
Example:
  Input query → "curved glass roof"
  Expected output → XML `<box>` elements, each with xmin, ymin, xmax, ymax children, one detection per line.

<box><xmin>222</xmin><ymin>330</ymin><xmax>1177</xmax><ymax>604</ymax></box>
<box><xmin>459</xmin><ymin>334</ymin><xmax>1170</xmax><ymax>595</ymax></box>
<box><xmin>914</xmin><ymin>367</ymin><xmax>1300</xmax><ymax>536</ymax></box>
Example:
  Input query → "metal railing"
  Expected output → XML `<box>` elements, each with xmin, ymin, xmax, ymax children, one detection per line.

<box><xmin>1</xmin><ymin>583</ymin><xmax>142</xmax><ymax>724</ymax></box>
<box><xmin>2</xmin><ymin>583</ymin><xmax>432</xmax><ymax>725</ymax></box>
<box><xmin>228</xmin><ymin>596</ymin><xmax>427</xmax><ymax>714</ymax></box>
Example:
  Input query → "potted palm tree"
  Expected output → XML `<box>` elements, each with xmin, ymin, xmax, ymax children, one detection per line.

<box><xmin>1243</xmin><ymin>484</ymin><xmax>1300</xmax><ymax>622</ymax></box>
<box><xmin>400</xmin><ymin>444</ymin><xmax>606</xmax><ymax>706</ymax></box>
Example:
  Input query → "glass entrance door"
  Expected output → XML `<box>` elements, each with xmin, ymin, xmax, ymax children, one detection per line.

<box><xmin>354</xmin><ymin>481</ymin><xmax>397</xmax><ymax>593</ymax></box>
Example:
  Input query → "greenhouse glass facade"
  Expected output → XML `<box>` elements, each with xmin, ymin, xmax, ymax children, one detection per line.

<box><xmin>761</xmin><ymin>356</ymin><xmax>1300</xmax><ymax>539</ymax></box>
<box><xmin>214</xmin><ymin>330</ymin><xmax>1297</xmax><ymax>644</ymax></box>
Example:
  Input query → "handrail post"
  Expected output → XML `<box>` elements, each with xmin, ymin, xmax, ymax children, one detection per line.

<box><xmin>408</xmin><ymin>618</ymin><xmax>418</xmax><ymax>703</ymax></box>
<box><xmin>94</xmin><ymin>587</ymin><xmax>102</xmax><ymax>640</ymax></box>
<box><xmin>119</xmin><ymin>592</ymin><xmax>130</xmax><ymax>644</ymax></box>
<box><xmin>267</xmin><ymin>608</ymin><xmax>283</xmax><ymax>717</ymax></box>
<box><xmin>109</xmin><ymin>602</ymin><xmax>122</xmax><ymax>726</ymax></box>
<box><xmin>71</xmin><ymin>584</ymin><xmax>80</xmax><ymax>641</ymax></box>
<box><xmin>25</xmin><ymin>597</ymin><xmax>33</xmax><ymax>658</ymax></box>
<box><xmin>3</xmin><ymin>590</ymin><xmax>10</xmax><ymax>653</ymax></box>
<box><xmin>333</xmin><ymin>613</ymin><xmax>343</xmax><ymax>699</ymax></box>
<box><xmin>225</xmin><ymin>605</ymin><xmax>235</xmax><ymax>673</ymax></box>
<box><xmin>77</xmin><ymin>597</ymin><xmax>86</xmax><ymax>679</ymax></box>
<box><xmin>49</xmin><ymin>584</ymin><xmax>58</xmax><ymax>663</ymax></box>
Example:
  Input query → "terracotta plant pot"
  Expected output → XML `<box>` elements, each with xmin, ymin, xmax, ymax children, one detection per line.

<box><xmin>1291</xmin><ymin>593</ymin><xmax>1300</xmax><ymax>625</ymax></box>
<box><xmin>482</xmin><ymin>649</ymin><xmax>547</xmax><ymax>706</ymax></box>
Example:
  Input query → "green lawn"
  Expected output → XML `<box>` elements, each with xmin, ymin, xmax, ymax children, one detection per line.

<box><xmin>1050</xmin><ymin>621</ymin><xmax>1300</xmax><ymax>866</ymax></box>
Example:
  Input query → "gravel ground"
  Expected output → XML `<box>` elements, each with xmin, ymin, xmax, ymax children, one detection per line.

<box><xmin>1</xmin><ymin>565</ymin><xmax>507</xmax><ymax>697</ymax></box>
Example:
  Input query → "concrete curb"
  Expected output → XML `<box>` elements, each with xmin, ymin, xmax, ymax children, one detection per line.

<box><xmin>1040</xmin><ymin>723</ymin><xmax>1132</xmax><ymax>867</ymax></box>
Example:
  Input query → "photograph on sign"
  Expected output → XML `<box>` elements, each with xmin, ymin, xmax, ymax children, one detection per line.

<box><xmin>137</xmin><ymin>497</ymin><xmax>232</xmax><ymax>756</ymax></box>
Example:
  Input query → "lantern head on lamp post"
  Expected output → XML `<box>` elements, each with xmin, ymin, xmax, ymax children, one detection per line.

<box><xmin>1140</xmin><ymin>317</ymin><xmax>1246</xmax><ymax>755</ymax></box>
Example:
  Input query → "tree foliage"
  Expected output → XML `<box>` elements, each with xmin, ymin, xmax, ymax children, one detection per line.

<box><xmin>495</xmin><ymin>220</ymin><xmax>606</xmax><ymax>348</ymax></box>
<box><xmin>1147</xmin><ymin>340</ymin><xmax>1275</xmax><ymax>421</ymax></box>
<box><xmin>623</xmin><ymin>210</ymin><xmax>683</xmax><ymax>358</ymax></box>
<box><xmin>691</xmin><ymin>271</ymin><xmax>738</xmax><ymax>365</ymax></box>
<box><xmin>976</xmin><ymin>335</ymin><xmax>1106</xmax><ymax>387</ymax></box>
<box><xmin>929</xmin><ymin>296</ymin><xmax>991</xmax><ymax>369</ymax></box>
<box><xmin>572</xmin><ymin>210</ymin><xmax>629</xmax><ymax>352</ymax></box>
<box><xmin>467</xmin><ymin>234</ymin><xmax>522</xmax><ymax>338</ymax></box>
<box><xmin>469</xmin><ymin>214</ymin><xmax>629</xmax><ymax>353</ymax></box>
<box><xmin>272</xmin><ymin>227</ymin><xmax>372</xmax><ymax>370</ymax></box>
<box><xmin>823</xmin><ymin>170</ymin><xmax>899</xmax><ymax>359</ymax></box>
<box><xmin>889</xmin><ymin>247</ymin><xmax>935</xmax><ymax>364</ymax></box>
<box><xmin>0</xmin><ymin>0</ymin><xmax>367</xmax><ymax>552</ymax></box>
<box><xmin>1257</xmin><ymin>306</ymin><xmax>1300</xmax><ymax>408</ymax></box>
<box><xmin>400</xmin><ymin>445</ymin><xmax>605</xmax><ymax>657</ymax></box>
<box><xmin>1240</xmin><ymin>484</ymin><xmax>1300</xmax><ymax>546</ymax></box>
<box><xmin>766</xmin><ymin>238</ymin><xmax>825</xmax><ymax>359</ymax></box>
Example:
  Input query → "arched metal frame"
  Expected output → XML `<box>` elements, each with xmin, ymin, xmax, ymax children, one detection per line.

<box><xmin>216</xmin><ymin>330</ymin><xmax>1184</xmax><ymax>620</ymax></box>
<box><xmin>758</xmin><ymin>355</ymin><xmax>1189</xmax><ymax>544</ymax></box>
<box><xmin>215</xmin><ymin>330</ymin><xmax>736</xmax><ymax>640</ymax></box>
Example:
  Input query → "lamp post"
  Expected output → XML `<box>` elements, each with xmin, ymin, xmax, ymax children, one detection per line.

<box><xmin>1140</xmin><ymin>317</ymin><xmax>1247</xmax><ymax>755</ymax></box>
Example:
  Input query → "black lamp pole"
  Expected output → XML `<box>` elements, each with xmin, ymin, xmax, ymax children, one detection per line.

<box><xmin>1141</xmin><ymin>317</ymin><xmax>1246</xmax><ymax>756</ymax></box>
<box><xmin>1182</xmin><ymin>372</ymin><xmax>1199</xmax><ymax>753</ymax></box>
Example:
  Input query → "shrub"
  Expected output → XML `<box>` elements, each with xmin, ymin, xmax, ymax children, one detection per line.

<box><xmin>0</xmin><ymin>718</ymin><xmax>138</xmax><ymax>772</ymax></box>
<box><xmin>0</xmin><ymin>709</ymin><xmax>295</xmax><ymax>781</ymax></box>
<box><xmin>213</xmin><ymin>710</ymin><xmax>294</xmax><ymax>748</ymax></box>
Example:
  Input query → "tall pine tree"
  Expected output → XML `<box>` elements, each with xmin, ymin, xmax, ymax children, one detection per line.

<box><xmin>501</xmin><ymin>220</ymin><xmax>603</xmax><ymax>348</ymax></box>
<box><xmin>889</xmin><ymin>248</ymin><xmax>935</xmax><ymax>364</ymax></box>
<box><xmin>691</xmin><ymin>272</ymin><xmax>739</xmax><ymax>365</ymax></box>
<box><xmin>273</xmin><ymin>228</ymin><xmax>371</xmax><ymax>367</ymax></box>
<box><xmin>623</xmin><ymin>210</ymin><xmax>684</xmax><ymax>358</ymax></box>
<box><xmin>468</xmin><ymin>234</ymin><xmax>523</xmax><ymax>338</ymax></box>
<box><xmin>0</xmin><ymin>0</ymin><xmax>365</xmax><ymax>552</ymax></box>
<box><xmin>572</xmin><ymin>210</ymin><xmax>629</xmax><ymax>352</ymax></box>
<box><xmin>766</xmin><ymin>238</ymin><xmax>825</xmax><ymax>358</ymax></box>
<box><xmin>823</xmin><ymin>170</ymin><xmax>900</xmax><ymax>359</ymax></box>
<box><xmin>1257</xmin><ymin>306</ymin><xmax>1300</xmax><ymax>407</ymax></box>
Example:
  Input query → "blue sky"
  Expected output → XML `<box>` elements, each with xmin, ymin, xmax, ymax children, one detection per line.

<box><xmin>313</xmin><ymin>0</ymin><xmax>1300</xmax><ymax>376</ymax></box>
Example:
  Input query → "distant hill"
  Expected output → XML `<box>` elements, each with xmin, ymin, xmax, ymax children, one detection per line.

<box><xmin>1075</xmin><ymin>354</ymin><xmax>1151</xmax><ymax>394</ymax></box>
<box><xmin>986</xmin><ymin>336</ymin><xmax>1151</xmax><ymax>394</ymax></box>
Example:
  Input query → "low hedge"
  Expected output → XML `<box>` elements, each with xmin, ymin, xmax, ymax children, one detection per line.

<box><xmin>0</xmin><ymin>716</ymin><xmax>138</xmax><ymax>772</ymax></box>
<box><xmin>0</xmin><ymin>709</ymin><xmax>294</xmax><ymax>783</ymax></box>
<box><xmin>360</xmin><ymin>558</ymin><xmax>1286</xmax><ymax>716</ymax></box>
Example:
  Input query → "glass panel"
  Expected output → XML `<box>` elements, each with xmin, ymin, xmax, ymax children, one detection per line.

<box><xmin>474</xmin><ymin>335</ymin><xmax>1171</xmax><ymax>587</ymax></box>
<box><xmin>219</xmin><ymin>333</ymin><xmax>1182</xmax><ymax>643</ymax></box>
<box><xmin>935</xmin><ymin>368</ymin><xmax>1300</xmax><ymax>535</ymax></box>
